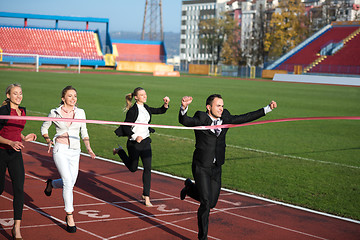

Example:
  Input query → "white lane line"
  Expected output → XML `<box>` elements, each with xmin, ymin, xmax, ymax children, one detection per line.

<box><xmin>21</xmin><ymin>168</ymin><xmax>218</xmax><ymax>240</ymax></box>
<box><xmin>211</xmin><ymin>206</ymin><xmax>329</xmax><ymax>240</ymax></box>
<box><xmin>68</xmin><ymin>182</ymin><xmax>220</xmax><ymax>240</ymax></box>
<box><xmin>107</xmin><ymin>215</ymin><xmax>202</xmax><ymax>240</ymax></box>
<box><xmin>0</xmin><ymin>193</ymin><xmax>326</xmax><ymax>240</ymax></box>
<box><xmin>25</xmin><ymin>141</ymin><xmax>360</xmax><ymax>233</ymax></box>
<box><xmin>24</xmin><ymin>142</ymin><xmax>360</xmax><ymax>225</ymax></box>
<box><xmin>154</xmin><ymin>132</ymin><xmax>360</xmax><ymax>169</ymax></box>
<box><xmin>0</xmin><ymin>195</ymin><xmax>106</xmax><ymax>239</ymax></box>
<box><xmin>72</xmin><ymin>170</ymin><xmax>337</xmax><ymax>240</ymax></box>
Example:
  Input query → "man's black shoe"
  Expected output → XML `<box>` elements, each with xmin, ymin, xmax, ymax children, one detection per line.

<box><xmin>180</xmin><ymin>178</ymin><xmax>192</xmax><ymax>200</ymax></box>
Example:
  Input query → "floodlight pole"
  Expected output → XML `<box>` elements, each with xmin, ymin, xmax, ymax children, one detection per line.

<box><xmin>141</xmin><ymin>0</ymin><xmax>163</xmax><ymax>41</ymax></box>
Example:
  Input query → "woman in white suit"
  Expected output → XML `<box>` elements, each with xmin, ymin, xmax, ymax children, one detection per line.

<box><xmin>41</xmin><ymin>86</ymin><xmax>95</xmax><ymax>233</ymax></box>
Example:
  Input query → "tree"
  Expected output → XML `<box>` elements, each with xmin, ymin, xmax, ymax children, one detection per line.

<box><xmin>243</xmin><ymin>2</ymin><xmax>266</xmax><ymax>66</ymax></box>
<box><xmin>264</xmin><ymin>0</ymin><xmax>309</xmax><ymax>60</ymax></box>
<box><xmin>355</xmin><ymin>10</ymin><xmax>360</xmax><ymax>21</ymax></box>
<box><xmin>199</xmin><ymin>13</ymin><xmax>240</xmax><ymax>66</ymax></box>
<box><xmin>220</xmin><ymin>33</ymin><xmax>243</xmax><ymax>66</ymax></box>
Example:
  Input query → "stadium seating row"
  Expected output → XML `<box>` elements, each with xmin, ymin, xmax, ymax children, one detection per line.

<box><xmin>278</xmin><ymin>26</ymin><xmax>358</xmax><ymax>69</ymax></box>
<box><xmin>113</xmin><ymin>43</ymin><xmax>165</xmax><ymax>63</ymax></box>
<box><xmin>0</xmin><ymin>27</ymin><xmax>103</xmax><ymax>60</ymax></box>
<box><xmin>274</xmin><ymin>25</ymin><xmax>360</xmax><ymax>75</ymax></box>
<box><xmin>310</xmin><ymin>30</ymin><xmax>360</xmax><ymax>74</ymax></box>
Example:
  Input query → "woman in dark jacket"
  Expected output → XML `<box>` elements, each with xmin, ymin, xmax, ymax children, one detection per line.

<box><xmin>0</xmin><ymin>83</ymin><xmax>37</xmax><ymax>239</ymax></box>
<box><xmin>113</xmin><ymin>87</ymin><xmax>169</xmax><ymax>206</ymax></box>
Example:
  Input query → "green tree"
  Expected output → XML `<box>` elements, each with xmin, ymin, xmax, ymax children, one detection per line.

<box><xmin>199</xmin><ymin>13</ymin><xmax>240</xmax><ymax>66</ymax></box>
<box><xmin>264</xmin><ymin>0</ymin><xmax>309</xmax><ymax>60</ymax></box>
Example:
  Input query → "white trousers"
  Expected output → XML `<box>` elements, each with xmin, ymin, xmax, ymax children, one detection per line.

<box><xmin>52</xmin><ymin>143</ymin><xmax>80</xmax><ymax>213</ymax></box>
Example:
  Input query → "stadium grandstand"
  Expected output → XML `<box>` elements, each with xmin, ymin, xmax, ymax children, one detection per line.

<box><xmin>0</xmin><ymin>12</ymin><xmax>114</xmax><ymax>70</ymax></box>
<box><xmin>112</xmin><ymin>39</ymin><xmax>175</xmax><ymax>74</ymax></box>
<box><xmin>113</xmin><ymin>40</ymin><xmax>166</xmax><ymax>63</ymax></box>
<box><xmin>266</xmin><ymin>21</ymin><xmax>360</xmax><ymax>76</ymax></box>
<box><xmin>0</xmin><ymin>12</ymin><xmax>174</xmax><ymax>74</ymax></box>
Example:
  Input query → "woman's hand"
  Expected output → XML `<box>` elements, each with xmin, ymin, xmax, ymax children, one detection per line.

<box><xmin>88</xmin><ymin>148</ymin><xmax>96</xmax><ymax>159</ymax></box>
<box><xmin>42</xmin><ymin>134</ymin><xmax>53</xmax><ymax>153</ymax></box>
<box><xmin>47</xmin><ymin>140</ymin><xmax>53</xmax><ymax>153</ymax></box>
<box><xmin>163</xmin><ymin>96</ymin><xmax>170</xmax><ymax>108</ymax></box>
<box><xmin>10</xmin><ymin>141</ymin><xmax>24</xmax><ymax>152</ymax></box>
<box><xmin>135</xmin><ymin>136</ymin><xmax>143</xmax><ymax>143</ymax></box>
<box><xmin>23</xmin><ymin>133</ymin><xmax>37</xmax><ymax>142</ymax></box>
<box><xmin>83</xmin><ymin>137</ymin><xmax>96</xmax><ymax>159</ymax></box>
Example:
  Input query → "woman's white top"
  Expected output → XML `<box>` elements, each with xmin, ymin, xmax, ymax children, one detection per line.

<box><xmin>130</xmin><ymin>103</ymin><xmax>150</xmax><ymax>141</ymax></box>
<box><xmin>41</xmin><ymin>105</ymin><xmax>89</xmax><ymax>149</ymax></box>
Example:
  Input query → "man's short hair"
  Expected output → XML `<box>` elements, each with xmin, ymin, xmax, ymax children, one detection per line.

<box><xmin>206</xmin><ymin>94</ymin><xmax>222</xmax><ymax>106</ymax></box>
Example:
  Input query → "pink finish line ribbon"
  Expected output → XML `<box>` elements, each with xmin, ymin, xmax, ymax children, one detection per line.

<box><xmin>0</xmin><ymin>115</ymin><xmax>359</xmax><ymax>130</ymax></box>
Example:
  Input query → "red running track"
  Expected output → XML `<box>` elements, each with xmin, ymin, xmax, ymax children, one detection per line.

<box><xmin>0</xmin><ymin>141</ymin><xmax>359</xmax><ymax>240</ymax></box>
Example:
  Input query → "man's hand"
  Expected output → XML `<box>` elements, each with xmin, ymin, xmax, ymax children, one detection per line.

<box><xmin>181</xmin><ymin>96</ymin><xmax>193</xmax><ymax>109</ymax></box>
<box><xmin>269</xmin><ymin>101</ymin><xmax>277</xmax><ymax>110</ymax></box>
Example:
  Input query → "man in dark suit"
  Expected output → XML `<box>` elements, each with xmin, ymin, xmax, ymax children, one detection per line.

<box><xmin>179</xmin><ymin>94</ymin><xmax>277</xmax><ymax>240</ymax></box>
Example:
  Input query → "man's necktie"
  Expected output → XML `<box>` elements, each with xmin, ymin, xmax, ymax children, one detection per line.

<box><xmin>214</xmin><ymin>120</ymin><xmax>220</xmax><ymax>136</ymax></box>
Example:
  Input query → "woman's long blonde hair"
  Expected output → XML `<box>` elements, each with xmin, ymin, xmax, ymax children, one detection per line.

<box><xmin>124</xmin><ymin>87</ymin><xmax>144</xmax><ymax>111</ymax></box>
<box><xmin>2</xmin><ymin>83</ymin><xmax>22</xmax><ymax>106</ymax></box>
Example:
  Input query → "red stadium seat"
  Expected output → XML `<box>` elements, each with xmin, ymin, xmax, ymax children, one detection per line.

<box><xmin>276</xmin><ymin>26</ymin><xmax>359</xmax><ymax>74</ymax></box>
<box><xmin>0</xmin><ymin>26</ymin><xmax>103</xmax><ymax>60</ymax></box>
<box><xmin>309</xmin><ymin>31</ymin><xmax>360</xmax><ymax>75</ymax></box>
<box><xmin>113</xmin><ymin>42</ymin><xmax>165</xmax><ymax>63</ymax></box>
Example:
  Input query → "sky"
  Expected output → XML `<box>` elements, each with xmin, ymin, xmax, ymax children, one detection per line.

<box><xmin>0</xmin><ymin>0</ymin><xmax>182</xmax><ymax>33</ymax></box>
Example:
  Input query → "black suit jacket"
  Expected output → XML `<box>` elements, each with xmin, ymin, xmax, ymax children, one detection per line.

<box><xmin>0</xmin><ymin>102</ymin><xmax>26</xmax><ymax>131</ymax></box>
<box><xmin>179</xmin><ymin>107</ymin><xmax>265</xmax><ymax>167</ymax></box>
<box><xmin>115</xmin><ymin>104</ymin><xmax>168</xmax><ymax>137</ymax></box>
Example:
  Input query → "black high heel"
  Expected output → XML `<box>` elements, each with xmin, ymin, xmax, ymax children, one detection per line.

<box><xmin>11</xmin><ymin>227</ymin><xmax>23</xmax><ymax>240</ymax></box>
<box><xmin>44</xmin><ymin>179</ymin><xmax>52</xmax><ymax>197</ymax></box>
<box><xmin>65</xmin><ymin>213</ymin><xmax>77</xmax><ymax>233</ymax></box>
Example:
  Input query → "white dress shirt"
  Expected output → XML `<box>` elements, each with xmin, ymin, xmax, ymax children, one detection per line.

<box><xmin>130</xmin><ymin>103</ymin><xmax>151</xmax><ymax>141</ymax></box>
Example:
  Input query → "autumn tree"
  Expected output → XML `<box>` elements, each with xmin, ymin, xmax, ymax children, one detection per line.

<box><xmin>220</xmin><ymin>24</ymin><xmax>243</xmax><ymax>66</ymax></box>
<box><xmin>264</xmin><ymin>0</ymin><xmax>309</xmax><ymax>60</ymax></box>
<box><xmin>199</xmin><ymin>13</ymin><xmax>241</xmax><ymax>66</ymax></box>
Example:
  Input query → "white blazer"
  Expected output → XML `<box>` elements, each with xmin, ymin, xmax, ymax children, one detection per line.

<box><xmin>41</xmin><ymin>106</ymin><xmax>89</xmax><ymax>149</ymax></box>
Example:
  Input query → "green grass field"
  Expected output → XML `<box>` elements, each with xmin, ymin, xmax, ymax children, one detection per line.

<box><xmin>1</xmin><ymin>70</ymin><xmax>359</xmax><ymax>220</ymax></box>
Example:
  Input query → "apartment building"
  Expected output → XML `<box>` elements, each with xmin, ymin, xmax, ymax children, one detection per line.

<box><xmin>180</xmin><ymin>0</ymin><xmax>359</xmax><ymax>69</ymax></box>
<box><xmin>180</xmin><ymin>0</ymin><xmax>228</xmax><ymax>70</ymax></box>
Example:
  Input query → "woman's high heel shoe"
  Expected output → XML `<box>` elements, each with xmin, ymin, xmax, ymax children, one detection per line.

<box><xmin>11</xmin><ymin>228</ymin><xmax>23</xmax><ymax>240</ymax></box>
<box><xmin>65</xmin><ymin>213</ymin><xmax>77</xmax><ymax>233</ymax></box>
<box><xmin>44</xmin><ymin>179</ymin><xmax>52</xmax><ymax>197</ymax></box>
<box><xmin>112</xmin><ymin>145</ymin><xmax>123</xmax><ymax>155</ymax></box>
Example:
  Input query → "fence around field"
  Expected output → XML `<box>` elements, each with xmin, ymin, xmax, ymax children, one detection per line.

<box><xmin>220</xmin><ymin>65</ymin><xmax>263</xmax><ymax>78</ymax></box>
<box><xmin>0</xmin><ymin>52</ymin><xmax>81</xmax><ymax>73</ymax></box>
<box><xmin>276</xmin><ymin>63</ymin><xmax>360</xmax><ymax>75</ymax></box>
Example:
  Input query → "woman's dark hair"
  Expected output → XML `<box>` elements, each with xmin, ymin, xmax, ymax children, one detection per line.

<box><xmin>60</xmin><ymin>85</ymin><xmax>77</xmax><ymax>105</ymax></box>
